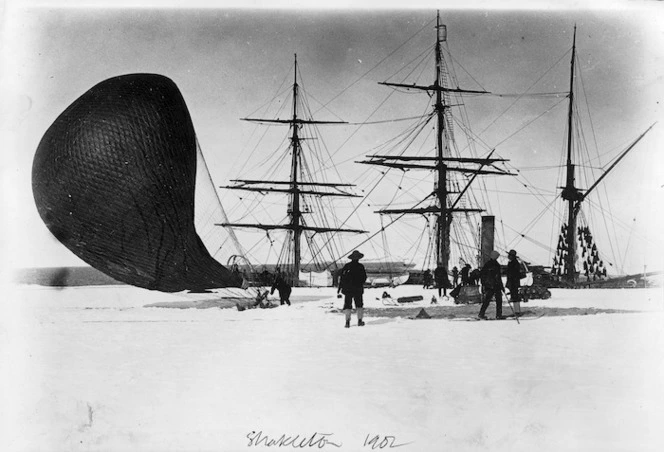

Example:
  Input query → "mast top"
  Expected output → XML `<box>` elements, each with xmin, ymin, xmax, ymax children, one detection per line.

<box><xmin>293</xmin><ymin>53</ymin><xmax>298</xmax><ymax>92</ymax></box>
<box><xmin>435</xmin><ymin>10</ymin><xmax>447</xmax><ymax>43</ymax></box>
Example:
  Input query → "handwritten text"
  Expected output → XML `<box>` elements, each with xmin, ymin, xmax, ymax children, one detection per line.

<box><xmin>246</xmin><ymin>431</ymin><xmax>342</xmax><ymax>449</ymax></box>
<box><xmin>363</xmin><ymin>434</ymin><xmax>411</xmax><ymax>449</ymax></box>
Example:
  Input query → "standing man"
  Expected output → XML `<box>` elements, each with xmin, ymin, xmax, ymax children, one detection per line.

<box><xmin>338</xmin><ymin>250</ymin><xmax>367</xmax><ymax>328</ymax></box>
<box><xmin>506</xmin><ymin>249</ymin><xmax>521</xmax><ymax>315</ymax></box>
<box><xmin>451</xmin><ymin>266</ymin><xmax>459</xmax><ymax>288</ymax></box>
<box><xmin>469</xmin><ymin>268</ymin><xmax>481</xmax><ymax>286</ymax></box>
<box><xmin>270</xmin><ymin>270</ymin><xmax>292</xmax><ymax>306</ymax></box>
<box><xmin>434</xmin><ymin>266</ymin><xmax>450</xmax><ymax>298</ymax></box>
<box><xmin>422</xmin><ymin>269</ymin><xmax>433</xmax><ymax>289</ymax></box>
<box><xmin>478</xmin><ymin>250</ymin><xmax>505</xmax><ymax>320</ymax></box>
<box><xmin>460</xmin><ymin>264</ymin><xmax>471</xmax><ymax>286</ymax></box>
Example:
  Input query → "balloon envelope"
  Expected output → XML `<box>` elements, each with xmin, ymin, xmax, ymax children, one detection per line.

<box><xmin>32</xmin><ymin>73</ymin><xmax>243</xmax><ymax>292</ymax></box>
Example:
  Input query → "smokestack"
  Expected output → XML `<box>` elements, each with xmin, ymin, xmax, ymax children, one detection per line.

<box><xmin>480</xmin><ymin>215</ymin><xmax>495</xmax><ymax>267</ymax></box>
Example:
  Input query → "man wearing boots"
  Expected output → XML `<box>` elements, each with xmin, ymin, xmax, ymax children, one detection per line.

<box><xmin>338</xmin><ymin>250</ymin><xmax>367</xmax><ymax>328</ymax></box>
<box><xmin>270</xmin><ymin>270</ymin><xmax>292</xmax><ymax>306</ymax></box>
<box><xmin>434</xmin><ymin>265</ymin><xmax>450</xmax><ymax>298</ymax></box>
<box><xmin>506</xmin><ymin>249</ymin><xmax>522</xmax><ymax>316</ymax></box>
<box><xmin>478</xmin><ymin>250</ymin><xmax>505</xmax><ymax>320</ymax></box>
<box><xmin>460</xmin><ymin>263</ymin><xmax>471</xmax><ymax>286</ymax></box>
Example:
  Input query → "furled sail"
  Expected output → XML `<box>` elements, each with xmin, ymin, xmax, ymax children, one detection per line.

<box><xmin>32</xmin><ymin>73</ymin><xmax>243</xmax><ymax>292</ymax></box>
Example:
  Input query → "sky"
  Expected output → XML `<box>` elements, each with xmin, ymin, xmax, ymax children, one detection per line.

<box><xmin>1</xmin><ymin>0</ymin><xmax>663</xmax><ymax>276</ymax></box>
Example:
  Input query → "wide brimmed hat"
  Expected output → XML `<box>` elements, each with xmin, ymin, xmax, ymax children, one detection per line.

<box><xmin>347</xmin><ymin>250</ymin><xmax>364</xmax><ymax>260</ymax></box>
<box><xmin>490</xmin><ymin>250</ymin><xmax>500</xmax><ymax>259</ymax></box>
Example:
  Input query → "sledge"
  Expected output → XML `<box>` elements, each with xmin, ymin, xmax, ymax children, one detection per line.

<box><xmin>397</xmin><ymin>295</ymin><xmax>424</xmax><ymax>303</ymax></box>
<box><xmin>378</xmin><ymin>291</ymin><xmax>400</xmax><ymax>306</ymax></box>
<box><xmin>451</xmin><ymin>313</ymin><xmax>545</xmax><ymax>322</ymax></box>
<box><xmin>521</xmin><ymin>285</ymin><xmax>551</xmax><ymax>300</ymax></box>
<box><xmin>380</xmin><ymin>296</ymin><xmax>399</xmax><ymax>306</ymax></box>
<box><xmin>451</xmin><ymin>285</ymin><xmax>482</xmax><ymax>304</ymax></box>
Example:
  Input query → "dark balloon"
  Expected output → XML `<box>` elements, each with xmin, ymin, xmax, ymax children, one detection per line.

<box><xmin>32</xmin><ymin>73</ymin><xmax>243</xmax><ymax>292</ymax></box>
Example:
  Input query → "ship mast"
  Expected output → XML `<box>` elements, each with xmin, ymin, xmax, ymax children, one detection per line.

<box><xmin>558</xmin><ymin>26</ymin><xmax>654</xmax><ymax>283</ymax></box>
<box><xmin>434</xmin><ymin>12</ymin><xmax>449</xmax><ymax>271</ymax></box>
<box><xmin>560</xmin><ymin>26</ymin><xmax>582</xmax><ymax>283</ymax></box>
<box><xmin>290</xmin><ymin>54</ymin><xmax>303</xmax><ymax>282</ymax></box>
<box><xmin>221</xmin><ymin>54</ymin><xmax>366</xmax><ymax>286</ymax></box>
<box><xmin>359</xmin><ymin>11</ymin><xmax>514</xmax><ymax>272</ymax></box>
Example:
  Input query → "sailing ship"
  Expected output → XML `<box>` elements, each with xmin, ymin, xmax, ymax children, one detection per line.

<box><xmin>358</xmin><ymin>11</ymin><xmax>516</xmax><ymax>276</ymax></box>
<box><xmin>549</xmin><ymin>26</ymin><xmax>655</xmax><ymax>285</ymax></box>
<box><xmin>221</xmin><ymin>55</ymin><xmax>366</xmax><ymax>287</ymax></box>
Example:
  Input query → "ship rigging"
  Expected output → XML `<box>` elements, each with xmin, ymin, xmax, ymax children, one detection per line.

<box><xmin>552</xmin><ymin>26</ymin><xmax>655</xmax><ymax>284</ymax></box>
<box><xmin>358</xmin><ymin>11</ymin><xmax>516</xmax><ymax>274</ymax></box>
<box><xmin>220</xmin><ymin>54</ymin><xmax>366</xmax><ymax>286</ymax></box>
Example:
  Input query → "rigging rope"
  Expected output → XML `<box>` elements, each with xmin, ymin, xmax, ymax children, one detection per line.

<box><xmin>489</xmin><ymin>92</ymin><xmax>568</xmax><ymax>98</ymax></box>
<box><xmin>619</xmin><ymin>218</ymin><xmax>637</xmax><ymax>275</ymax></box>
<box><xmin>345</xmin><ymin>115</ymin><xmax>436</xmax><ymax>125</ymax></box>
<box><xmin>228</xmin><ymin>76</ymin><xmax>292</xmax><ymax>181</ymax></box>
<box><xmin>477</xmin><ymin>47</ymin><xmax>571</xmax><ymax>138</ymax></box>
<box><xmin>502</xmin><ymin>218</ymin><xmax>556</xmax><ymax>254</ymax></box>
<box><xmin>313</xmin><ymin>17</ymin><xmax>435</xmax><ymax>116</ymax></box>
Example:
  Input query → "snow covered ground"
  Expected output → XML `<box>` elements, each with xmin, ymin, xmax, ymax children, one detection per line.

<box><xmin>2</xmin><ymin>283</ymin><xmax>663</xmax><ymax>451</ymax></box>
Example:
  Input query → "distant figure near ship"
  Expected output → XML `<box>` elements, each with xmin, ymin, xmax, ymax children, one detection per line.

<box><xmin>434</xmin><ymin>266</ymin><xmax>450</xmax><ymax>298</ymax></box>
<box><xmin>338</xmin><ymin>250</ymin><xmax>367</xmax><ymax>328</ymax></box>
<box><xmin>271</xmin><ymin>270</ymin><xmax>292</xmax><ymax>306</ymax></box>
<box><xmin>423</xmin><ymin>269</ymin><xmax>433</xmax><ymax>289</ymax></box>
<box><xmin>506</xmin><ymin>249</ymin><xmax>522</xmax><ymax>315</ymax></box>
<box><xmin>460</xmin><ymin>264</ymin><xmax>471</xmax><ymax>286</ymax></box>
<box><xmin>236</xmin><ymin>290</ymin><xmax>275</xmax><ymax>311</ymax></box>
<box><xmin>478</xmin><ymin>250</ymin><xmax>505</xmax><ymax>320</ymax></box>
<box><xmin>468</xmin><ymin>268</ymin><xmax>481</xmax><ymax>286</ymax></box>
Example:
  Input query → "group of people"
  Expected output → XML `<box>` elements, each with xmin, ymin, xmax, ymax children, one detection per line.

<box><xmin>421</xmin><ymin>250</ymin><xmax>525</xmax><ymax>320</ymax></box>
<box><xmin>235</xmin><ymin>248</ymin><xmax>367</xmax><ymax>327</ymax></box>
<box><xmin>422</xmin><ymin>263</ymin><xmax>482</xmax><ymax>296</ymax></box>
<box><xmin>239</xmin><ymin>247</ymin><xmax>523</xmax><ymax>324</ymax></box>
<box><xmin>336</xmin><ymin>247</ymin><xmax>525</xmax><ymax>325</ymax></box>
<box><xmin>239</xmin><ymin>249</ymin><xmax>369</xmax><ymax>328</ymax></box>
<box><xmin>477</xmin><ymin>249</ymin><xmax>523</xmax><ymax>320</ymax></box>
<box><xmin>422</xmin><ymin>266</ymin><xmax>454</xmax><ymax>297</ymax></box>
<box><xmin>458</xmin><ymin>264</ymin><xmax>482</xmax><ymax>287</ymax></box>
<box><xmin>237</xmin><ymin>268</ymin><xmax>293</xmax><ymax>311</ymax></box>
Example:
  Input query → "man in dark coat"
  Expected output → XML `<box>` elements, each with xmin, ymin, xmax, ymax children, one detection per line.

<box><xmin>422</xmin><ymin>269</ymin><xmax>433</xmax><ymax>289</ymax></box>
<box><xmin>460</xmin><ymin>264</ymin><xmax>471</xmax><ymax>286</ymax></box>
<box><xmin>478</xmin><ymin>250</ymin><xmax>505</xmax><ymax>320</ymax></box>
<box><xmin>270</xmin><ymin>270</ymin><xmax>292</xmax><ymax>306</ymax></box>
<box><xmin>451</xmin><ymin>266</ymin><xmax>459</xmax><ymax>288</ymax></box>
<box><xmin>434</xmin><ymin>266</ymin><xmax>450</xmax><ymax>298</ymax></box>
<box><xmin>468</xmin><ymin>268</ymin><xmax>481</xmax><ymax>285</ymax></box>
<box><xmin>338</xmin><ymin>250</ymin><xmax>367</xmax><ymax>328</ymax></box>
<box><xmin>506</xmin><ymin>250</ymin><xmax>521</xmax><ymax>301</ymax></box>
<box><xmin>506</xmin><ymin>249</ymin><xmax>522</xmax><ymax>315</ymax></box>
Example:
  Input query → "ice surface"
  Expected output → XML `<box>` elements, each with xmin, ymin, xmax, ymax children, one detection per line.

<box><xmin>2</xmin><ymin>284</ymin><xmax>663</xmax><ymax>451</ymax></box>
